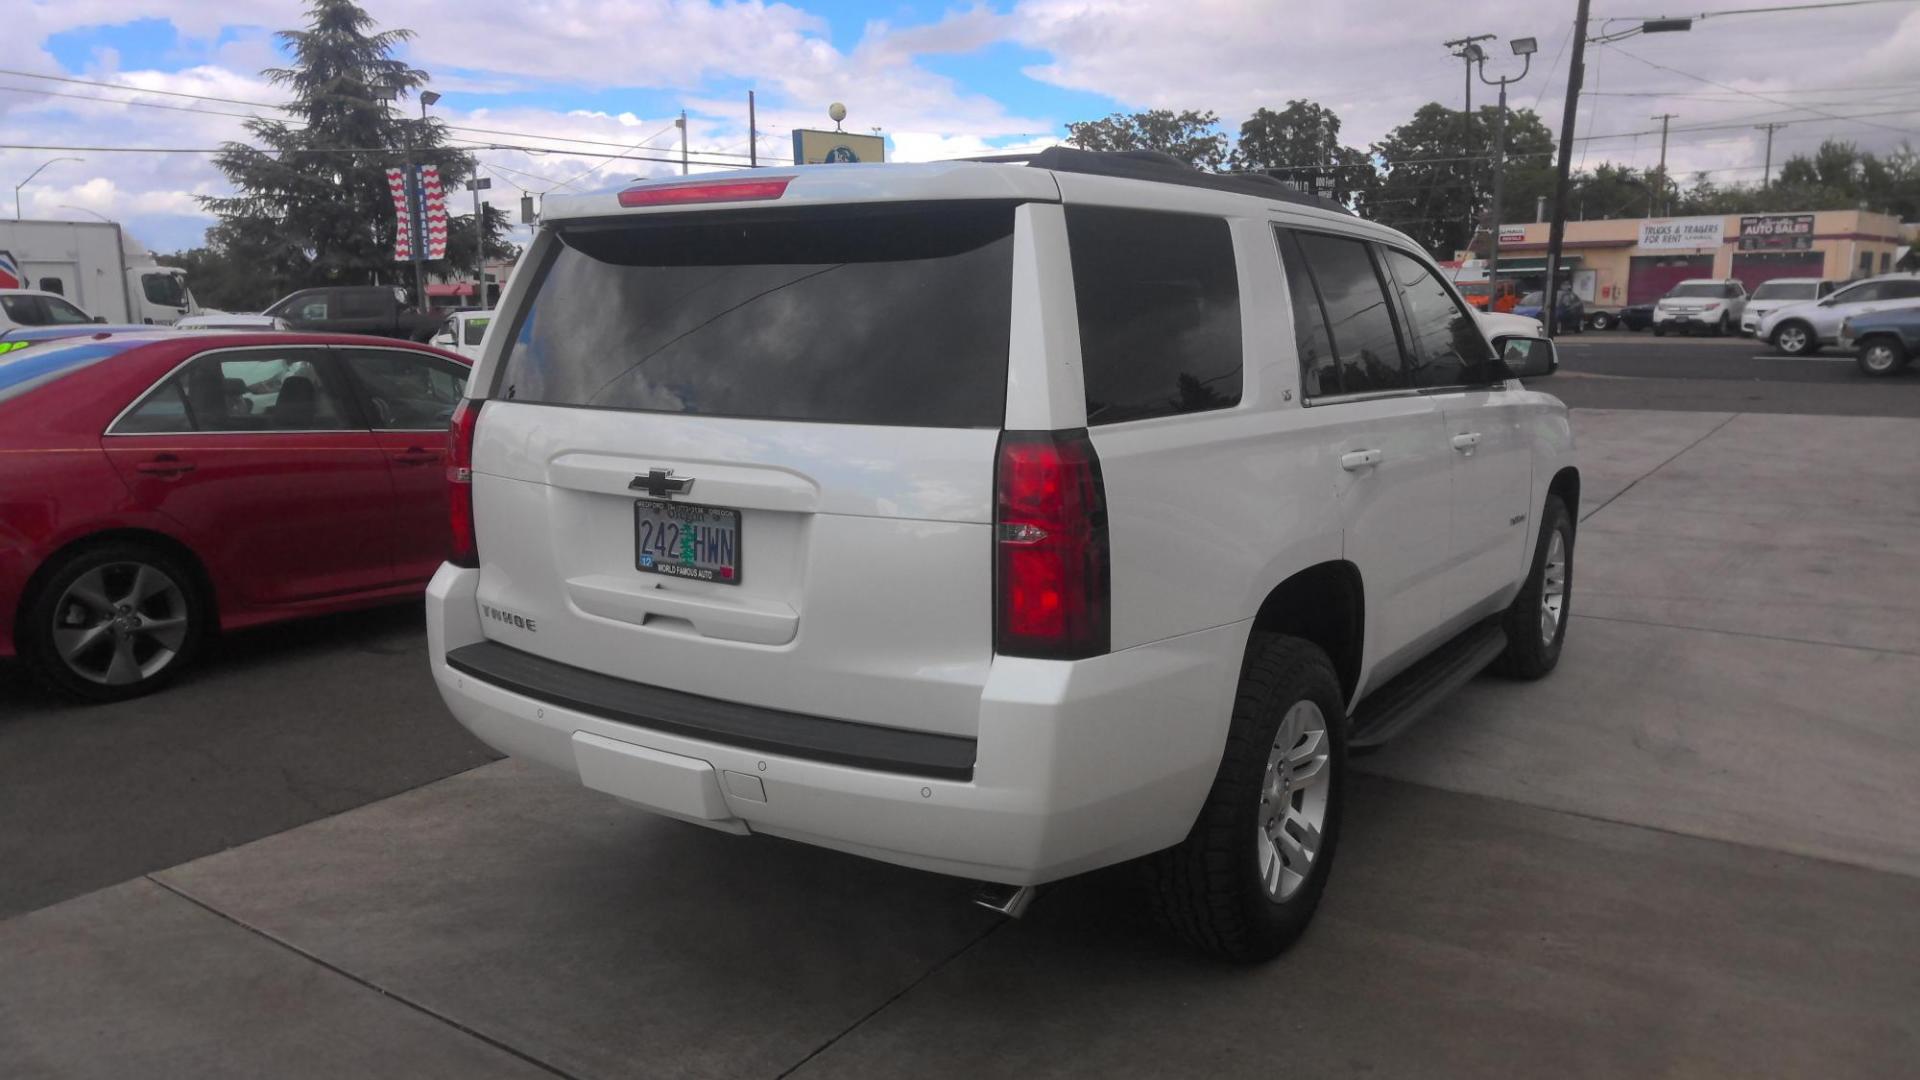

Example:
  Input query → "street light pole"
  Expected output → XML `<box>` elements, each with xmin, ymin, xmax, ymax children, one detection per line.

<box><xmin>1445</xmin><ymin>35</ymin><xmax>1495</xmax><ymax>242</ymax></box>
<box><xmin>1541</xmin><ymin>0</ymin><xmax>1592</xmax><ymax>339</ymax></box>
<box><xmin>1478</xmin><ymin>38</ymin><xmax>1536</xmax><ymax>294</ymax></box>
<box><xmin>464</xmin><ymin>176</ymin><xmax>491</xmax><ymax>305</ymax></box>
<box><xmin>13</xmin><ymin>157</ymin><xmax>84</xmax><ymax>220</ymax></box>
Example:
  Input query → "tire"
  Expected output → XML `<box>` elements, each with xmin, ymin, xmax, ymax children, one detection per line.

<box><xmin>1772</xmin><ymin>321</ymin><xmax>1817</xmax><ymax>356</ymax></box>
<box><xmin>1492</xmin><ymin>495</ymin><xmax>1573</xmax><ymax>680</ymax></box>
<box><xmin>1712</xmin><ymin>314</ymin><xmax>1729</xmax><ymax>337</ymax></box>
<box><xmin>1856</xmin><ymin>336</ymin><xmax>1910</xmax><ymax>377</ymax></box>
<box><xmin>1141</xmin><ymin>633</ymin><xmax>1347</xmax><ymax>962</ymax></box>
<box><xmin>1588</xmin><ymin>311</ymin><xmax>1614</xmax><ymax>331</ymax></box>
<box><xmin>1652</xmin><ymin>324</ymin><xmax>1666</xmax><ymax>337</ymax></box>
<box><xmin>19</xmin><ymin>541</ymin><xmax>206</xmax><ymax>702</ymax></box>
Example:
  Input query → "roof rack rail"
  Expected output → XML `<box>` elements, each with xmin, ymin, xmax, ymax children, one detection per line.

<box><xmin>959</xmin><ymin>147</ymin><xmax>1353</xmax><ymax>216</ymax></box>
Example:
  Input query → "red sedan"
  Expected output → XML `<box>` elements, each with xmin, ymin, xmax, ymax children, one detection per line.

<box><xmin>1</xmin><ymin>329</ymin><xmax>471</xmax><ymax>701</ymax></box>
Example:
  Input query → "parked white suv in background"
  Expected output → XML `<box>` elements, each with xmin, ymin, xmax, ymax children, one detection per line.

<box><xmin>1739</xmin><ymin>277</ymin><xmax>1838</xmax><ymax>336</ymax></box>
<box><xmin>1757</xmin><ymin>273</ymin><xmax>1920</xmax><ymax>355</ymax></box>
<box><xmin>1652</xmin><ymin>278</ymin><xmax>1747</xmax><ymax>336</ymax></box>
<box><xmin>427</xmin><ymin>149</ymin><xmax>1579</xmax><ymax>961</ymax></box>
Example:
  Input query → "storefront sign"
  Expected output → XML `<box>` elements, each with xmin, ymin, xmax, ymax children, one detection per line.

<box><xmin>1498</xmin><ymin>225</ymin><xmax>1528</xmax><ymax>243</ymax></box>
<box><xmin>1639</xmin><ymin>217</ymin><xmax>1724</xmax><ymax>250</ymax></box>
<box><xmin>1738</xmin><ymin>213</ymin><xmax>1815</xmax><ymax>251</ymax></box>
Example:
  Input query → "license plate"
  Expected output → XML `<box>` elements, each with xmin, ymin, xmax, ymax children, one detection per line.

<box><xmin>634</xmin><ymin>500</ymin><xmax>741</xmax><ymax>585</ymax></box>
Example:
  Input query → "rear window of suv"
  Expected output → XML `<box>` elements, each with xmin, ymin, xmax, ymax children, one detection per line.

<box><xmin>1066</xmin><ymin>206</ymin><xmax>1242</xmax><ymax>425</ymax></box>
<box><xmin>494</xmin><ymin>203</ymin><xmax>1016</xmax><ymax>428</ymax></box>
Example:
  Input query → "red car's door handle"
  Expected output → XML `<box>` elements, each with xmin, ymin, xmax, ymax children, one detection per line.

<box><xmin>393</xmin><ymin>448</ymin><xmax>441</xmax><ymax>465</ymax></box>
<box><xmin>134</xmin><ymin>456</ymin><xmax>196</xmax><ymax>477</ymax></box>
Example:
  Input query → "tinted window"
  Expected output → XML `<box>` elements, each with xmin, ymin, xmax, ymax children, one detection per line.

<box><xmin>1751</xmin><ymin>281</ymin><xmax>1818</xmax><ymax>301</ymax></box>
<box><xmin>342</xmin><ymin>349</ymin><xmax>468</xmax><ymax>429</ymax></box>
<box><xmin>42</xmin><ymin>297</ymin><xmax>92</xmax><ymax>324</ymax></box>
<box><xmin>37</xmin><ymin>277</ymin><xmax>64</xmax><ymax>295</ymax></box>
<box><xmin>339</xmin><ymin>290</ymin><xmax>385</xmax><ymax>318</ymax></box>
<box><xmin>142</xmin><ymin>273</ymin><xmax>186</xmax><ymax>306</ymax></box>
<box><xmin>1837</xmin><ymin>282</ymin><xmax>1887</xmax><ymax>303</ymax></box>
<box><xmin>1383</xmin><ymin>249</ymin><xmax>1498</xmax><ymax>388</ymax></box>
<box><xmin>118</xmin><ymin>350</ymin><xmax>354</xmax><ymax>433</ymax></box>
<box><xmin>1067</xmin><ymin>207</ymin><xmax>1242</xmax><ymax>424</ymax></box>
<box><xmin>463</xmin><ymin>316</ymin><xmax>490</xmax><ymax>345</ymax></box>
<box><xmin>497</xmin><ymin>204</ymin><xmax>1015</xmax><ymax>427</ymax></box>
<box><xmin>1276</xmin><ymin>229</ymin><xmax>1338</xmax><ymax>397</ymax></box>
<box><xmin>1882</xmin><ymin>279</ymin><xmax>1920</xmax><ymax>300</ymax></box>
<box><xmin>115</xmin><ymin>381</ymin><xmax>193</xmax><ymax>433</ymax></box>
<box><xmin>1292</xmin><ymin>232</ymin><xmax>1406</xmax><ymax>395</ymax></box>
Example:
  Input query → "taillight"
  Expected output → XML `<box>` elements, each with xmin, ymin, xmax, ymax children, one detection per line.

<box><xmin>447</xmin><ymin>398</ymin><xmax>482</xmax><ymax>568</ymax></box>
<box><xmin>994</xmin><ymin>430</ymin><xmax>1110</xmax><ymax>659</ymax></box>
<box><xmin>617</xmin><ymin>176</ymin><xmax>793</xmax><ymax>208</ymax></box>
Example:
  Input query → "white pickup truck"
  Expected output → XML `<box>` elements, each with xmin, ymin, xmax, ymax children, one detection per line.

<box><xmin>425</xmin><ymin>150</ymin><xmax>1579</xmax><ymax>960</ymax></box>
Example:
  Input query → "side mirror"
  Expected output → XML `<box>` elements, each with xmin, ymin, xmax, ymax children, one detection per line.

<box><xmin>1496</xmin><ymin>335</ymin><xmax>1558</xmax><ymax>378</ymax></box>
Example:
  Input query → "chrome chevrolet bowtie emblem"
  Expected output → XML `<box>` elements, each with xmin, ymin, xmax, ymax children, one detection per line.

<box><xmin>631</xmin><ymin>468</ymin><xmax>694</xmax><ymax>499</ymax></box>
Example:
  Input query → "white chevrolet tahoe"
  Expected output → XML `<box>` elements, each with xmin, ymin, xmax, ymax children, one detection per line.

<box><xmin>427</xmin><ymin>149</ymin><xmax>1578</xmax><ymax>961</ymax></box>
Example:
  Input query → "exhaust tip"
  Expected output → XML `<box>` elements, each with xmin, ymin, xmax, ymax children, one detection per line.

<box><xmin>972</xmin><ymin>882</ymin><xmax>1037</xmax><ymax>919</ymax></box>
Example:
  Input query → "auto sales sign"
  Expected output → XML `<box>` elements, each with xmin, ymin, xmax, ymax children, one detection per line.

<box><xmin>1639</xmin><ymin>217</ymin><xmax>1725</xmax><ymax>250</ymax></box>
<box><xmin>1738</xmin><ymin>214</ymin><xmax>1816</xmax><ymax>251</ymax></box>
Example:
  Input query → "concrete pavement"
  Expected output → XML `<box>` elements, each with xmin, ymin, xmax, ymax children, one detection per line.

<box><xmin>5</xmin><ymin>405</ymin><xmax>1919</xmax><ymax>1078</ymax></box>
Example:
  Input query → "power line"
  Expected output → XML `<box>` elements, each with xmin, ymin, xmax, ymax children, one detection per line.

<box><xmin>1601</xmin><ymin>42</ymin><xmax>1920</xmax><ymax>137</ymax></box>
<box><xmin>1604</xmin><ymin>0</ymin><xmax>1920</xmax><ymax>17</ymax></box>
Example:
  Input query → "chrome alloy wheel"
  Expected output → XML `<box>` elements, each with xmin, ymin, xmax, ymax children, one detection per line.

<box><xmin>1540</xmin><ymin>530</ymin><xmax>1569</xmax><ymax>647</ymax></box>
<box><xmin>1776</xmin><ymin>325</ymin><xmax>1811</xmax><ymax>354</ymax></box>
<box><xmin>51</xmin><ymin>562</ymin><xmax>190</xmax><ymax>686</ymax></box>
<box><xmin>1257</xmin><ymin>700</ymin><xmax>1332</xmax><ymax>902</ymax></box>
<box><xmin>1862</xmin><ymin>342</ymin><xmax>1901</xmax><ymax>373</ymax></box>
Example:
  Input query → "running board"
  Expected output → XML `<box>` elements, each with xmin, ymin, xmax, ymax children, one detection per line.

<box><xmin>1348</xmin><ymin>620</ymin><xmax>1508</xmax><ymax>749</ymax></box>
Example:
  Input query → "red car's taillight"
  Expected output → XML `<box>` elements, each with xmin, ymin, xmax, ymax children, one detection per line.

<box><xmin>994</xmin><ymin>430</ymin><xmax>1110</xmax><ymax>659</ymax></box>
<box><xmin>447</xmin><ymin>399</ymin><xmax>482</xmax><ymax>568</ymax></box>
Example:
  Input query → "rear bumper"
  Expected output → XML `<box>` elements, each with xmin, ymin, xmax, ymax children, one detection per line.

<box><xmin>427</xmin><ymin>564</ymin><xmax>1246</xmax><ymax>885</ymax></box>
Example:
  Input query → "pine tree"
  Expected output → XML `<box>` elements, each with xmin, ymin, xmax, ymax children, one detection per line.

<box><xmin>202</xmin><ymin>0</ymin><xmax>475</xmax><ymax>299</ymax></box>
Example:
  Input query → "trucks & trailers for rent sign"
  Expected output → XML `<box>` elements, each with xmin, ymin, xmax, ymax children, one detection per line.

<box><xmin>1639</xmin><ymin>217</ymin><xmax>1725</xmax><ymax>250</ymax></box>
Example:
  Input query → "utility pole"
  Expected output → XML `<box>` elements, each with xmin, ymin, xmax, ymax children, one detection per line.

<box><xmin>1651</xmin><ymin>113</ymin><xmax>1677</xmax><ymax>215</ymax></box>
<box><xmin>1479</xmin><ymin>39</ymin><xmax>1537</xmax><ymax>295</ymax></box>
<box><xmin>748</xmin><ymin>91</ymin><xmax>758</xmax><ymax>167</ymax></box>
<box><xmin>1542</xmin><ymin>0</ymin><xmax>1591</xmax><ymax>340</ymax></box>
<box><xmin>678</xmin><ymin>110</ymin><xmax>690</xmax><ymax>176</ymax></box>
<box><xmin>464</xmin><ymin>176</ymin><xmax>491</xmax><ymax>306</ymax></box>
<box><xmin>1756</xmin><ymin>122</ymin><xmax>1788</xmax><ymax>188</ymax></box>
<box><xmin>1445</xmin><ymin>35</ymin><xmax>1496</xmax><ymax>244</ymax></box>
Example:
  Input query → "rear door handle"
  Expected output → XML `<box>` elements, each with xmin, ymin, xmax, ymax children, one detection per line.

<box><xmin>393</xmin><ymin>448</ymin><xmax>441</xmax><ymax>465</ymax></box>
<box><xmin>1451</xmin><ymin>433</ymin><xmax>1483</xmax><ymax>453</ymax></box>
<box><xmin>134</xmin><ymin>456</ymin><xmax>195</xmax><ymax>477</ymax></box>
<box><xmin>1340</xmin><ymin>449</ymin><xmax>1383</xmax><ymax>471</ymax></box>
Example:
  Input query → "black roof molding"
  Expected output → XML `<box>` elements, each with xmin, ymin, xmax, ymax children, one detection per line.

<box><xmin>962</xmin><ymin>147</ymin><xmax>1354</xmax><ymax>216</ymax></box>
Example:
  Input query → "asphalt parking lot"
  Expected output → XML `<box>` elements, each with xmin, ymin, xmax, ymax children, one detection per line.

<box><xmin>4</xmin><ymin>335</ymin><xmax>1918</xmax><ymax>1078</ymax></box>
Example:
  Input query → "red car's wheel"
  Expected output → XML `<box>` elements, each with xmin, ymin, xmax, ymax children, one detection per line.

<box><xmin>21</xmin><ymin>541</ymin><xmax>207</xmax><ymax>702</ymax></box>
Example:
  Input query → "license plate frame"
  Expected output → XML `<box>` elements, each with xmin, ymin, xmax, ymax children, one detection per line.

<box><xmin>633</xmin><ymin>499</ymin><xmax>743</xmax><ymax>586</ymax></box>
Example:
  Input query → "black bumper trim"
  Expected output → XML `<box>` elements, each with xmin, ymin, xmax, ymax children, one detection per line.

<box><xmin>445</xmin><ymin>640</ymin><xmax>977</xmax><ymax>781</ymax></box>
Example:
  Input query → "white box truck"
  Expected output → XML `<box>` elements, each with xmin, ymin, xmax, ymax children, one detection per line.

<box><xmin>0</xmin><ymin>219</ymin><xmax>200</xmax><ymax>325</ymax></box>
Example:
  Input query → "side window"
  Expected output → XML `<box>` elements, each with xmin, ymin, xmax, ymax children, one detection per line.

<box><xmin>114</xmin><ymin>380</ymin><xmax>195</xmax><ymax>434</ymax></box>
<box><xmin>296</xmin><ymin>293</ymin><xmax>330</xmax><ymax>321</ymax></box>
<box><xmin>1291</xmin><ymin>232</ymin><xmax>1408</xmax><ymax>395</ymax></box>
<box><xmin>168</xmin><ymin>350</ymin><xmax>353</xmax><ymax>432</ymax></box>
<box><xmin>341</xmin><ymin>349</ymin><xmax>469</xmax><ymax>430</ymax></box>
<box><xmin>37</xmin><ymin>277</ymin><xmax>65</xmax><ymax>296</ymax></box>
<box><xmin>42</xmin><ymin>297</ymin><xmax>94</xmax><ymax>325</ymax></box>
<box><xmin>1382</xmin><ymin>248</ymin><xmax>1497</xmax><ymax>389</ymax></box>
<box><xmin>339</xmin><ymin>290</ymin><xmax>384</xmax><ymax>318</ymax></box>
<box><xmin>2</xmin><ymin>296</ymin><xmax>49</xmax><ymax>325</ymax></box>
<box><xmin>1840</xmin><ymin>282</ymin><xmax>1886</xmax><ymax>304</ymax></box>
<box><xmin>463</xmin><ymin>316</ymin><xmax>490</xmax><ymax>346</ymax></box>
<box><xmin>1881</xmin><ymin>279</ymin><xmax>1920</xmax><ymax>301</ymax></box>
<box><xmin>1275</xmin><ymin>228</ymin><xmax>1339</xmax><ymax>397</ymax></box>
<box><xmin>1065</xmin><ymin>206</ymin><xmax>1243</xmax><ymax>425</ymax></box>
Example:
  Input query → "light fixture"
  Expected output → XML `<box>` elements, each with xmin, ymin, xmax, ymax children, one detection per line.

<box><xmin>1511</xmin><ymin>36</ymin><xmax>1538</xmax><ymax>56</ymax></box>
<box><xmin>420</xmin><ymin>90</ymin><xmax>442</xmax><ymax>106</ymax></box>
<box><xmin>1463</xmin><ymin>43</ymin><xmax>1486</xmax><ymax>63</ymax></box>
<box><xmin>1643</xmin><ymin>18</ymin><xmax>1693</xmax><ymax>33</ymax></box>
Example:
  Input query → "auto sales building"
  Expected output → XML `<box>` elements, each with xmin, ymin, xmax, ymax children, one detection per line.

<box><xmin>1457</xmin><ymin>209</ymin><xmax>1906</xmax><ymax>310</ymax></box>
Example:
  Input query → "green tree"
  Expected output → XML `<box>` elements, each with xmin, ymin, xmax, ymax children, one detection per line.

<box><xmin>1065</xmin><ymin>110</ymin><xmax>1230</xmax><ymax>171</ymax></box>
<box><xmin>444</xmin><ymin>202</ymin><xmax>518</xmax><ymax>277</ymax></box>
<box><xmin>1369</xmin><ymin>102</ymin><xmax>1555</xmax><ymax>257</ymax></box>
<box><xmin>1231</xmin><ymin>101</ymin><xmax>1378</xmax><ymax>207</ymax></box>
<box><xmin>202</xmin><ymin>0</ymin><xmax>475</xmax><ymax>299</ymax></box>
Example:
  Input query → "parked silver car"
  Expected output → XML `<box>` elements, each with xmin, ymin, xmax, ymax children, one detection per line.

<box><xmin>1756</xmin><ymin>273</ymin><xmax>1920</xmax><ymax>356</ymax></box>
<box><xmin>1739</xmin><ymin>277</ymin><xmax>1840</xmax><ymax>335</ymax></box>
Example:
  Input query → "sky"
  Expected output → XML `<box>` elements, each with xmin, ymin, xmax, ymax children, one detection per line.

<box><xmin>6</xmin><ymin>0</ymin><xmax>1920</xmax><ymax>255</ymax></box>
